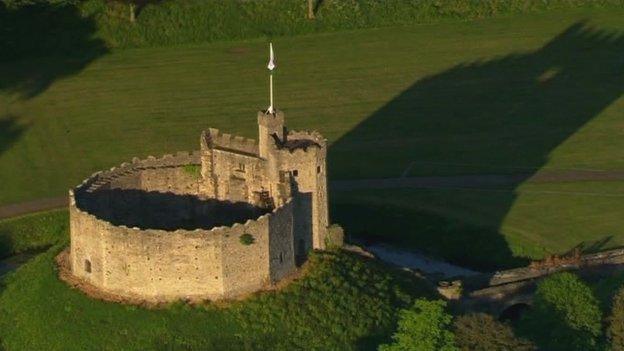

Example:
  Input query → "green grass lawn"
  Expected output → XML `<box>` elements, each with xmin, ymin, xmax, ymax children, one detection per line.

<box><xmin>2</xmin><ymin>8</ymin><xmax>624</xmax><ymax>204</ymax></box>
<box><xmin>2</xmin><ymin>7</ymin><xmax>624</xmax><ymax>272</ymax></box>
<box><xmin>333</xmin><ymin>181</ymin><xmax>624</xmax><ymax>270</ymax></box>
<box><xmin>0</xmin><ymin>213</ymin><xmax>430</xmax><ymax>351</ymax></box>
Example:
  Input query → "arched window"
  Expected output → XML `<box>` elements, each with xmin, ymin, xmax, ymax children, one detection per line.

<box><xmin>84</xmin><ymin>259</ymin><xmax>92</xmax><ymax>273</ymax></box>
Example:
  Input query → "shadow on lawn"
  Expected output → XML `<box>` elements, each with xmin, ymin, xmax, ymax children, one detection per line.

<box><xmin>330</xmin><ymin>22</ymin><xmax>624</xmax><ymax>270</ymax></box>
<box><xmin>0</xmin><ymin>2</ymin><xmax>107</xmax><ymax>99</ymax></box>
<box><xmin>0</xmin><ymin>115</ymin><xmax>26</xmax><ymax>157</ymax></box>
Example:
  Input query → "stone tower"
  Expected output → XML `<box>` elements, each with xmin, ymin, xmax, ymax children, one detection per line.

<box><xmin>257</xmin><ymin>109</ymin><xmax>329</xmax><ymax>261</ymax></box>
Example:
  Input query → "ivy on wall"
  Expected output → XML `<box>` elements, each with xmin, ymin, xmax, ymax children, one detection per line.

<box><xmin>239</xmin><ymin>233</ymin><xmax>255</xmax><ymax>246</ymax></box>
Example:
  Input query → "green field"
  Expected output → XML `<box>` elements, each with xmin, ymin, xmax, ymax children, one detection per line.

<box><xmin>2</xmin><ymin>7</ymin><xmax>624</xmax><ymax>269</ymax></box>
<box><xmin>2</xmin><ymin>8</ymin><xmax>623</xmax><ymax>203</ymax></box>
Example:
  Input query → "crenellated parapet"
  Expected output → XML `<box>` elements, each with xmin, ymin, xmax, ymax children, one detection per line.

<box><xmin>202</xmin><ymin>128</ymin><xmax>258</xmax><ymax>156</ymax></box>
<box><xmin>74</xmin><ymin>151</ymin><xmax>201</xmax><ymax>194</ymax></box>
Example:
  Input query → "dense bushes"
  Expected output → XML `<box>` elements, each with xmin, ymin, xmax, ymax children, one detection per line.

<box><xmin>608</xmin><ymin>287</ymin><xmax>624</xmax><ymax>350</ymax></box>
<box><xmin>453</xmin><ymin>313</ymin><xmax>535</xmax><ymax>351</ymax></box>
<box><xmin>83</xmin><ymin>0</ymin><xmax>624</xmax><ymax>49</ymax></box>
<box><xmin>378</xmin><ymin>271</ymin><xmax>624</xmax><ymax>351</ymax></box>
<box><xmin>2</xmin><ymin>0</ymin><xmax>623</xmax><ymax>56</ymax></box>
<box><xmin>379</xmin><ymin>299</ymin><xmax>457</xmax><ymax>351</ymax></box>
<box><xmin>518</xmin><ymin>272</ymin><xmax>603</xmax><ymax>351</ymax></box>
<box><xmin>0</xmin><ymin>1</ymin><xmax>105</xmax><ymax>61</ymax></box>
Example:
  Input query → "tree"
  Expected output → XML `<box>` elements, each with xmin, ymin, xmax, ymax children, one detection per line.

<box><xmin>1</xmin><ymin>0</ymin><xmax>77</xmax><ymax>9</ymax></box>
<box><xmin>307</xmin><ymin>0</ymin><xmax>314</xmax><ymax>19</ymax></box>
<box><xmin>518</xmin><ymin>272</ymin><xmax>603</xmax><ymax>351</ymax></box>
<box><xmin>607</xmin><ymin>286</ymin><xmax>624</xmax><ymax>350</ymax></box>
<box><xmin>379</xmin><ymin>299</ymin><xmax>457</xmax><ymax>351</ymax></box>
<box><xmin>454</xmin><ymin>313</ymin><xmax>535</xmax><ymax>351</ymax></box>
<box><xmin>108</xmin><ymin>0</ymin><xmax>137</xmax><ymax>23</ymax></box>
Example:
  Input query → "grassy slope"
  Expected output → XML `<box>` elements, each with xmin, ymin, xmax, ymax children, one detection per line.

<box><xmin>0</xmin><ymin>249</ymin><xmax>429</xmax><ymax>350</ymax></box>
<box><xmin>0</xmin><ymin>210</ymin><xmax>67</xmax><ymax>258</ymax></box>
<box><xmin>1</xmin><ymin>8</ymin><xmax>624</xmax><ymax>204</ymax></box>
<box><xmin>0</xmin><ymin>211</ymin><xmax>431</xmax><ymax>350</ymax></box>
<box><xmin>333</xmin><ymin>181</ymin><xmax>624</xmax><ymax>269</ymax></box>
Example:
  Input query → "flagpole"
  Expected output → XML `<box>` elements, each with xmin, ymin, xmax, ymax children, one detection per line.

<box><xmin>269</xmin><ymin>74</ymin><xmax>274</xmax><ymax>114</ymax></box>
<box><xmin>267</xmin><ymin>42</ymin><xmax>276</xmax><ymax>114</ymax></box>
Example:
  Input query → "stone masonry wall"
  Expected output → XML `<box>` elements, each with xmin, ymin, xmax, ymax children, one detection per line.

<box><xmin>69</xmin><ymin>152</ymin><xmax>296</xmax><ymax>302</ymax></box>
<box><xmin>70</xmin><ymin>203</ymin><xmax>224</xmax><ymax>300</ymax></box>
<box><xmin>220</xmin><ymin>200</ymin><xmax>294</xmax><ymax>298</ymax></box>
<box><xmin>280</xmin><ymin>130</ymin><xmax>329</xmax><ymax>251</ymax></box>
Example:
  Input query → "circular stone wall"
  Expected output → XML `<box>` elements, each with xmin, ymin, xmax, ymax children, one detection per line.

<box><xmin>68</xmin><ymin>152</ymin><xmax>296</xmax><ymax>302</ymax></box>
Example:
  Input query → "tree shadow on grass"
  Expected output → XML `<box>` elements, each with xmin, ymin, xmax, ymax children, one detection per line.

<box><xmin>330</xmin><ymin>22</ymin><xmax>624</xmax><ymax>270</ymax></box>
<box><xmin>0</xmin><ymin>2</ymin><xmax>107</xmax><ymax>99</ymax></box>
<box><xmin>0</xmin><ymin>114</ymin><xmax>26</xmax><ymax>157</ymax></box>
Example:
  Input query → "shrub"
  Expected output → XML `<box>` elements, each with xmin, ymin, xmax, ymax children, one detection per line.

<box><xmin>517</xmin><ymin>272</ymin><xmax>603</xmax><ymax>351</ymax></box>
<box><xmin>325</xmin><ymin>224</ymin><xmax>344</xmax><ymax>248</ymax></box>
<box><xmin>239</xmin><ymin>233</ymin><xmax>255</xmax><ymax>245</ymax></box>
<box><xmin>453</xmin><ymin>313</ymin><xmax>535</xmax><ymax>351</ymax></box>
<box><xmin>379</xmin><ymin>299</ymin><xmax>457</xmax><ymax>351</ymax></box>
<box><xmin>5</xmin><ymin>0</ymin><xmax>622</xmax><ymax>56</ymax></box>
<box><xmin>607</xmin><ymin>286</ymin><xmax>624</xmax><ymax>350</ymax></box>
<box><xmin>182</xmin><ymin>164</ymin><xmax>201</xmax><ymax>178</ymax></box>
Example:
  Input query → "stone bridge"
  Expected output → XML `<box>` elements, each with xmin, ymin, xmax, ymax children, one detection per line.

<box><xmin>444</xmin><ymin>248</ymin><xmax>624</xmax><ymax>318</ymax></box>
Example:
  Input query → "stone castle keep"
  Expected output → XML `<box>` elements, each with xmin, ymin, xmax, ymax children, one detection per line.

<box><xmin>68</xmin><ymin>109</ymin><xmax>330</xmax><ymax>302</ymax></box>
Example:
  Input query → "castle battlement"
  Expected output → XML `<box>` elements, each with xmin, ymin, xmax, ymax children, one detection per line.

<box><xmin>71</xmin><ymin>169</ymin><xmax>293</xmax><ymax>235</ymax></box>
<box><xmin>202</xmin><ymin>128</ymin><xmax>258</xmax><ymax>156</ymax></box>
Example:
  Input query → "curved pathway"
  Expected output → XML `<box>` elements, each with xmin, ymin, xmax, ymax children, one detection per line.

<box><xmin>0</xmin><ymin>196</ymin><xmax>67</xmax><ymax>220</ymax></box>
<box><xmin>3</xmin><ymin>169</ymin><xmax>624</xmax><ymax>220</ymax></box>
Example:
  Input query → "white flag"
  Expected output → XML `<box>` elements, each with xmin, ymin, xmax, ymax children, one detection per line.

<box><xmin>267</xmin><ymin>43</ymin><xmax>276</xmax><ymax>71</ymax></box>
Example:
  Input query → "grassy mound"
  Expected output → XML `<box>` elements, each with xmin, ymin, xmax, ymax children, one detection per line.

<box><xmin>0</xmin><ymin>246</ymin><xmax>431</xmax><ymax>350</ymax></box>
<box><xmin>0</xmin><ymin>210</ymin><xmax>68</xmax><ymax>258</ymax></box>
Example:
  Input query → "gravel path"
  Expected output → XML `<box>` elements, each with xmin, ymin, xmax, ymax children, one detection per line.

<box><xmin>364</xmin><ymin>243</ymin><xmax>480</xmax><ymax>278</ymax></box>
<box><xmin>0</xmin><ymin>196</ymin><xmax>67</xmax><ymax>220</ymax></box>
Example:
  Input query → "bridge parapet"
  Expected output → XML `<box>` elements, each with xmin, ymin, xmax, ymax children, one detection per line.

<box><xmin>447</xmin><ymin>248</ymin><xmax>624</xmax><ymax>317</ymax></box>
